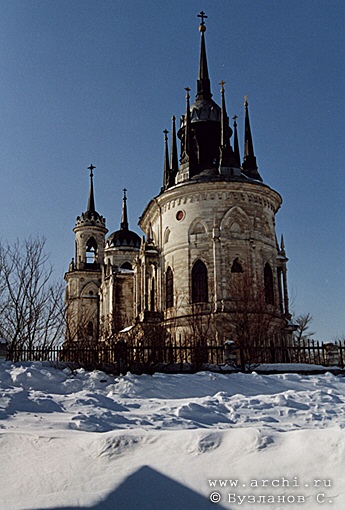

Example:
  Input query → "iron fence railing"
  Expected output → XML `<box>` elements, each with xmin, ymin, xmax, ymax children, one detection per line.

<box><xmin>5</xmin><ymin>338</ymin><xmax>344</xmax><ymax>374</ymax></box>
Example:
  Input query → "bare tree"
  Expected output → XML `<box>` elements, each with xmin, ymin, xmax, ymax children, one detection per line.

<box><xmin>0</xmin><ymin>237</ymin><xmax>65</xmax><ymax>358</ymax></box>
<box><xmin>222</xmin><ymin>271</ymin><xmax>286</xmax><ymax>371</ymax></box>
<box><xmin>183</xmin><ymin>303</ymin><xmax>215</xmax><ymax>369</ymax></box>
<box><xmin>293</xmin><ymin>313</ymin><xmax>315</xmax><ymax>345</ymax></box>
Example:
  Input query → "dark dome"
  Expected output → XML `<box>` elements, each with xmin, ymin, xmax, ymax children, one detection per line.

<box><xmin>106</xmin><ymin>229</ymin><xmax>141</xmax><ymax>249</ymax></box>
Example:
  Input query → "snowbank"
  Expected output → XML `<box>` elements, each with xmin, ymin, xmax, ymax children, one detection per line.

<box><xmin>0</xmin><ymin>361</ymin><xmax>344</xmax><ymax>509</ymax></box>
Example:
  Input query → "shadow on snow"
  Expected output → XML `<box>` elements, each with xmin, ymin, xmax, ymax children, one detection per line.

<box><xmin>32</xmin><ymin>465</ymin><xmax>230</xmax><ymax>510</ymax></box>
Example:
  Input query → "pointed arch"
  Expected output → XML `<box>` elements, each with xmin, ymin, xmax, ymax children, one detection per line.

<box><xmin>81</xmin><ymin>282</ymin><xmax>99</xmax><ymax>298</ymax></box>
<box><xmin>231</xmin><ymin>258</ymin><xmax>243</xmax><ymax>273</ymax></box>
<box><xmin>86</xmin><ymin>237</ymin><xmax>97</xmax><ymax>263</ymax></box>
<box><xmin>230</xmin><ymin>222</ymin><xmax>241</xmax><ymax>234</ymax></box>
<box><xmin>189</xmin><ymin>218</ymin><xmax>208</xmax><ymax>236</ymax></box>
<box><xmin>264</xmin><ymin>262</ymin><xmax>274</xmax><ymax>305</ymax></box>
<box><xmin>165</xmin><ymin>266</ymin><xmax>174</xmax><ymax>309</ymax></box>
<box><xmin>221</xmin><ymin>206</ymin><xmax>250</xmax><ymax>235</ymax></box>
<box><xmin>121</xmin><ymin>261</ymin><xmax>133</xmax><ymax>270</ymax></box>
<box><xmin>191</xmin><ymin>259</ymin><xmax>208</xmax><ymax>303</ymax></box>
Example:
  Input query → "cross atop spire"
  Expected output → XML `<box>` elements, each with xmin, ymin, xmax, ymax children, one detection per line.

<box><xmin>87</xmin><ymin>164</ymin><xmax>96</xmax><ymax>213</ymax></box>
<box><xmin>197</xmin><ymin>10</ymin><xmax>208</xmax><ymax>30</ymax></box>
<box><xmin>196</xmin><ymin>12</ymin><xmax>211</xmax><ymax>100</ymax></box>
<box><xmin>88</xmin><ymin>163</ymin><xmax>95</xmax><ymax>177</ymax></box>
<box><xmin>120</xmin><ymin>188</ymin><xmax>129</xmax><ymax>230</ymax></box>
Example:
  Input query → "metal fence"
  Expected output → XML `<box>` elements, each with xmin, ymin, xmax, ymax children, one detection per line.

<box><xmin>5</xmin><ymin>338</ymin><xmax>345</xmax><ymax>374</ymax></box>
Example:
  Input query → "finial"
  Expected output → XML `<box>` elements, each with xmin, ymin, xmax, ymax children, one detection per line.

<box><xmin>197</xmin><ymin>11</ymin><xmax>207</xmax><ymax>32</ymax></box>
<box><xmin>170</xmin><ymin>115</ymin><xmax>178</xmax><ymax>183</ymax></box>
<box><xmin>220</xmin><ymin>80</ymin><xmax>226</xmax><ymax>93</ymax></box>
<box><xmin>242</xmin><ymin>96</ymin><xmax>263</xmax><ymax>182</ymax></box>
<box><xmin>120</xmin><ymin>188</ymin><xmax>129</xmax><ymax>230</ymax></box>
<box><xmin>163</xmin><ymin>129</ymin><xmax>169</xmax><ymax>190</ymax></box>
<box><xmin>232</xmin><ymin>115</ymin><xmax>240</xmax><ymax>167</ymax></box>
<box><xmin>185</xmin><ymin>86</ymin><xmax>191</xmax><ymax>99</ymax></box>
<box><xmin>86</xmin><ymin>164</ymin><xmax>96</xmax><ymax>213</ymax></box>
<box><xmin>88</xmin><ymin>164</ymin><xmax>95</xmax><ymax>177</ymax></box>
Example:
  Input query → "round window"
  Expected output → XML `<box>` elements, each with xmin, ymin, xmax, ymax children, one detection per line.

<box><xmin>176</xmin><ymin>210</ymin><xmax>185</xmax><ymax>221</ymax></box>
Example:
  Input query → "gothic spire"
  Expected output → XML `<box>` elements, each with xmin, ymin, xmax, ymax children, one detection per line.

<box><xmin>180</xmin><ymin>87</ymin><xmax>192</xmax><ymax>167</ymax></box>
<box><xmin>163</xmin><ymin>129</ymin><xmax>169</xmax><ymax>189</ymax></box>
<box><xmin>280</xmin><ymin>234</ymin><xmax>286</xmax><ymax>257</ymax></box>
<box><xmin>219</xmin><ymin>81</ymin><xmax>238</xmax><ymax>173</ymax></box>
<box><xmin>87</xmin><ymin>164</ymin><xmax>96</xmax><ymax>213</ymax></box>
<box><xmin>196</xmin><ymin>11</ymin><xmax>212</xmax><ymax>100</ymax></box>
<box><xmin>220</xmin><ymin>81</ymin><xmax>230</xmax><ymax>148</ymax></box>
<box><xmin>242</xmin><ymin>97</ymin><xmax>262</xmax><ymax>182</ymax></box>
<box><xmin>232</xmin><ymin>115</ymin><xmax>241</xmax><ymax>168</ymax></box>
<box><xmin>120</xmin><ymin>188</ymin><xmax>129</xmax><ymax>230</ymax></box>
<box><xmin>170</xmin><ymin>115</ymin><xmax>179</xmax><ymax>179</ymax></box>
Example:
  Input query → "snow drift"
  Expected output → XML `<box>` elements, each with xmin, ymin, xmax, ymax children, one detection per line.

<box><xmin>0</xmin><ymin>361</ymin><xmax>344</xmax><ymax>509</ymax></box>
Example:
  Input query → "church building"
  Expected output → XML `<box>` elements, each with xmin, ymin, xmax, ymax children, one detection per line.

<box><xmin>65</xmin><ymin>13</ymin><xmax>293</xmax><ymax>353</ymax></box>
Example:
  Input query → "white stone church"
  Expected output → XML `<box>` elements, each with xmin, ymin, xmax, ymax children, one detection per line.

<box><xmin>64</xmin><ymin>13</ymin><xmax>294</xmax><ymax>353</ymax></box>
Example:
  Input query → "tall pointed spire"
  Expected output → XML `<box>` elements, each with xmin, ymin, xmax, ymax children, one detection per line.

<box><xmin>170</xmin><ymin>115</ymin><xmax>179</xmax><ymax>180</ymax></box>
<box><xmin>120</xmin><ymin>188</ymin><xmax>129</xmax><ymax>230</ymax></box>
<box><xmin>242</xmin><ymin>97</ymin><xmax>262</xmax><ymax>182</ymax></box>
<box><xmin>219</xmin><ymin>81</ymin><xmax>238</xmax><ymax>174</ymax></box>
<box><xmin>180</xmin><ymin>87</ymin><xmax>193</xmax><ymax>168</ymax></box>
<box><xmin>162</xmin><ymin>129</ymin><xmax>169</xmax><ymax>190</ymax></box>
<box><xmin>220</xmin><ymin>81</ymin><xmax>230</xmax><ymax>148</ymax></box>
<box><xmin>196</xmin><ymin>11</ymin><xmax>212</xmax><ymax>100</ymax></box>
<box><xmin>232</xmin><ymin>115</ymin><xmax>241</xmax><ymax>167</ymax></box>
<box><xmin>280</xmin><ymin>234</ymin><xmax>286</xmax><ymax>257</ymax></box>
<box><xmin>87</xmin><ymin>164</ymin><xmax>96</xmax><ymax>213</ymax></box>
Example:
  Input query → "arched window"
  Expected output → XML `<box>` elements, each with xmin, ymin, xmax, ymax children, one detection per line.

<box><xmin>164</xmin><ymin>228</ymin><xmax>171</xmax><ymax>244</ymax></box>
<box><xmin>87</xmin><ymin>321</ymin><xmax>93</xmax><ymax>337</ymax></box>
<box><xmin>150</xmin><ymin>277</ymin><xmax>155</xmax><ymax>311</ymax></box>
<box><xmin>231</xmin><ymin>258</ymin><xmax>243</xmax><ymax>273</ymax></box>
<box><xmin>192</xmin><ymin>260</ymin><xmax>208</xmax><ymax>303</ymax></box>
<box><xmin>86</xmin><ymin>237</ymin><xmax>97</xmax><ymax>264</ymax></box>
<box><xmin>166</xmin><ymin>266</ymin><xmax>174</xmax><ymax>309</ymax></box>
<box><xmin>121</xmin><ymin>261</ymin><xmax>132</xmax><ymax>270</ymax></box>
<box><xmin>264</xmin><ymin>263</ymin><xmax>274</xmax><ymax>305</ymax></box>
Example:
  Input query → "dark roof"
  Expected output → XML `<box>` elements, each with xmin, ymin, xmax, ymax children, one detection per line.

<box><xmin>107</xmin><ymin>229</ymin><xmax>141</xmax><ymax>249</ymax></box>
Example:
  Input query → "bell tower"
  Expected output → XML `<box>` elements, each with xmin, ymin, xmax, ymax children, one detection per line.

<box><xmin>64</xmin><ymin>165</ymin><xmax>108</xmax><ymax>343</ymax></box>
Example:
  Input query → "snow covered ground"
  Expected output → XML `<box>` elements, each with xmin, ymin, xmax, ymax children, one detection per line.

<box><xmin>0</xmin><ymin>361</ymin><xmax>344</xmax><ymax>509</ymax></box>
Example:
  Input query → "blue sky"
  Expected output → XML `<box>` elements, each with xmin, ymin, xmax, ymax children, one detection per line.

<box><xmin>0</xmin><ymin>0</ymin><xmax>344</xmax><ymax>341</ymax></box>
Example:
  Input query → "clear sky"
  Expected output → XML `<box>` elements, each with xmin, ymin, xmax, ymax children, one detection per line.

<box><xmin>0</xmin><ymin>0</ymin><xmax>344</xmax><ymax>341</ymax></box>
